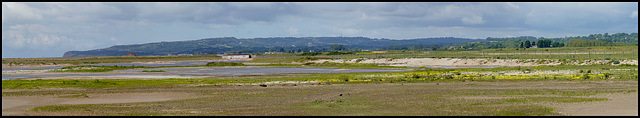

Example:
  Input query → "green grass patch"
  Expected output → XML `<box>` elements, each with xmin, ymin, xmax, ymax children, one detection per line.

<box><xmin>58</xmin><ymin>94</ymin><xmax>90</xmax><ymax>98</ymax></box>
<box><xmin>488</xmin><ymin>105</ymin><xmax>556</xmax><ymax>116</ymax></box>
<box><xmin>28</xmin><ymin>105</ymin><xmax>72</xmax><ymax>111</ymax></box>
<box><xmin>325</xmin><ymin>51</ymin><xmax>354</xmax><ymax>55</ymax></box>
<box><xmin>205</xmin><ymin>62</ymin><xmax>244</xmax><ymax>66</ymax></box>
<box><xmin>299</xmin><ymin>52</ymin><xmax>323</xmax><ymax>56</ymax></box>
<box><xmin>244</xmin><ymin>57</ymin><xmax>298</xmax><ymax>63</ymax></box>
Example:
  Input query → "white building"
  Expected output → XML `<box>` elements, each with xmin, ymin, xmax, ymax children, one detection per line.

<box><xmin>222</xmin><ymin>54</ymin><xmax>252</xmax><ymax>59</ymax></box>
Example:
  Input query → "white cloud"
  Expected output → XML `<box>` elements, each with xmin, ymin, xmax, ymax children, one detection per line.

<box><xmin>632</xmin><ymin>11</ymin><xmax>638</xmax><ymax>19</ymax></box>
<box><xmin>360</xmin><ymin>13</ymin><xmax>385</xmax><ymax>20</ymax></box>
<box><xmin>506</xmin><ymin>2</ymin><xmax>520</xmax><ymax>9</ymax></box>
<box><xmin>3</xmin><ymin>24</ymin><xmax>95</xmax><ymax>51</ymax></box>
<box><xmin>209</xmin><ymin>24</ymin><xmax>237</xmax><ymax>29</ymax></box>
<box><xmin>4</xmin><ymin>31</ymin><xmax>66</xmax><ymax>49</ymax></box>
<box><xmin>229</xmin><ymin>2</ymin><xmax>274</xmax><ymax>9</ymax></box>
<box><xmin>368</xmin><ymin>26</ymin><xmax>579</xmax><ymax>39</ymax></box>
<box><xmin>461</xmin><ymin>16</ymin><xmax>485</xmax><ymax>25</ymax></box>
<box><xmin>109</xmin><ymin>37</ymin><xmax>121</xmax><ymax>45</ymax></box>
<box><xmin>10</xmin><ymin>24</ymin><xmax>44</xmax><ymax>32</ymax></box>
<box><xmin>286</xmin><ymin>27</ymin><xmax>299</xmax><ymax>35</ymax></box>
<box><xmin>8</xmin><ymin>24</ymin><xmax>71</xmax><ymax>34</ymax></box>
<box><xmin>4</xmin><ymin>32</ymin><xmax>95</xmax><ymax>50</ymax></box>
<box><xmin>336</xmin><ymin>28</ymin><xmax>360</xmax><ymax>35</ymax></box>
<box><xmin>2</xmin><ymin>2</ymin><xmax>44</xmax><ymax>21</ymax></box>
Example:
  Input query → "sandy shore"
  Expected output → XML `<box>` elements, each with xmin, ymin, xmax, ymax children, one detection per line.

<box><xmin>310</xmin><ymin>58</ymin><xmax>638</xmax><ymax>67</ymax></box>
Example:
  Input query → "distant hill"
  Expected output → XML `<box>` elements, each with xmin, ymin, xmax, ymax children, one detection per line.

<box><xmin>63</xmin><ymin>37</ymin><xmax>480</xmax><ymax>57</ymax></box>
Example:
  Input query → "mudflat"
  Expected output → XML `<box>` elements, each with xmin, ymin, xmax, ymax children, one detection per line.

<box><xmin>550</xmin><ymin>92</ymin><xmax>638</xmax><ymax>116</ymax></box>
<box><xmin>2</xmin><ymin>92</ymin><xmax>210</xmax><ymax>116</ymax></box>
<box><xmin>2</xmin><ymin>81</ymin><xmax>637</xmax><ymax>116</ymax></box>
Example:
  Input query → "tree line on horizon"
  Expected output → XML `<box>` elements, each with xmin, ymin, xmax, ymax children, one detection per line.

<box><xmin>63</xmin><ymin>33</ymin><xmax>637</xmax><ymax>57</ymax></box>
<box><xmin>436</xmin><ymin>33</ymin><xmax>637</xmax><ymax>51</ymax></box>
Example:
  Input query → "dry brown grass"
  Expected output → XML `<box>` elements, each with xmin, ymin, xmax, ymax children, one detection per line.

<box><xmin>3</xmin><ymin>80</ymin><xmax>637</xmax><ymax>116</ymax></box>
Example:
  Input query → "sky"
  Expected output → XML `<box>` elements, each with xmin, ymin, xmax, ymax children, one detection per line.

<box><xmin>2</xmin><ymin>2</ymin><xmax>638</xmax><ymax>58</ymax></box>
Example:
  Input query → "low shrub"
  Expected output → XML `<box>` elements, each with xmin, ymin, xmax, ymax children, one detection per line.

<box><xmin>295</xmin><ymin>57</ymin><xmax>331</xmax><ymax>62</ymax></box>
<box><xmin>299</xmin><ymin>52</ymin><xmax>322</xmax><ymax>56</ymax></box>
<box><xmin>612</xmin><ymin>60</ymin><xmax>620</xmax><ymax>64</ymax></box>
<box><xmin>326</xmin><ymin>51</ymin><xmax>354</xmax><ymax>55</ymax></box>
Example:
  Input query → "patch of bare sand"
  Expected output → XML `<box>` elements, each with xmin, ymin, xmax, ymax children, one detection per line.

<box><xmin>311</xmin><ymin>58</ymin><xmax>638</xmax><ymax>67</ymax></box>
<box><xmin>453</xmin><ymin>92</ymin><xmax>638</xmax><ymax>116</ymax></box>
<box><xmin>548</xmin><ymin>92</ymin><xmax>638</xmax><ymax>116</ymax></box>
<box><xmin>2</xmin><ymin>92</ymin><xmax>211</xmax><ymax>116</ymax></box>
<box><xmin>311</xmin><ymin>58</ymin><xmax>537</xmax><ymax>67</ymax></box>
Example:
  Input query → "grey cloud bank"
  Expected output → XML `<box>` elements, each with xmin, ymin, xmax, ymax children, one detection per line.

<box><xmin>2</xmin><ymin>2</ymin><xmax>638</xmax><ymax>58</ymax></box>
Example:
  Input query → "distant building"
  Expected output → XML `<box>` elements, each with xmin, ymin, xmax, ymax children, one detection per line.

<box><xmin>125</xmin><ymin>52</ymin><xmax>136</xmax><ymax>56</ymax></box>
<box><xmin>222</xmin><ymin>54</ymin><xmax>252</xmax><ymax>59</ymax></box>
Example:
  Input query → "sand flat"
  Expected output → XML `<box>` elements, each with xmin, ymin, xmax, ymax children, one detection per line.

<box><xmin>550</xmin><ymin>92</ymin><xmax>638</xmax><ymax>116</ymax></box>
